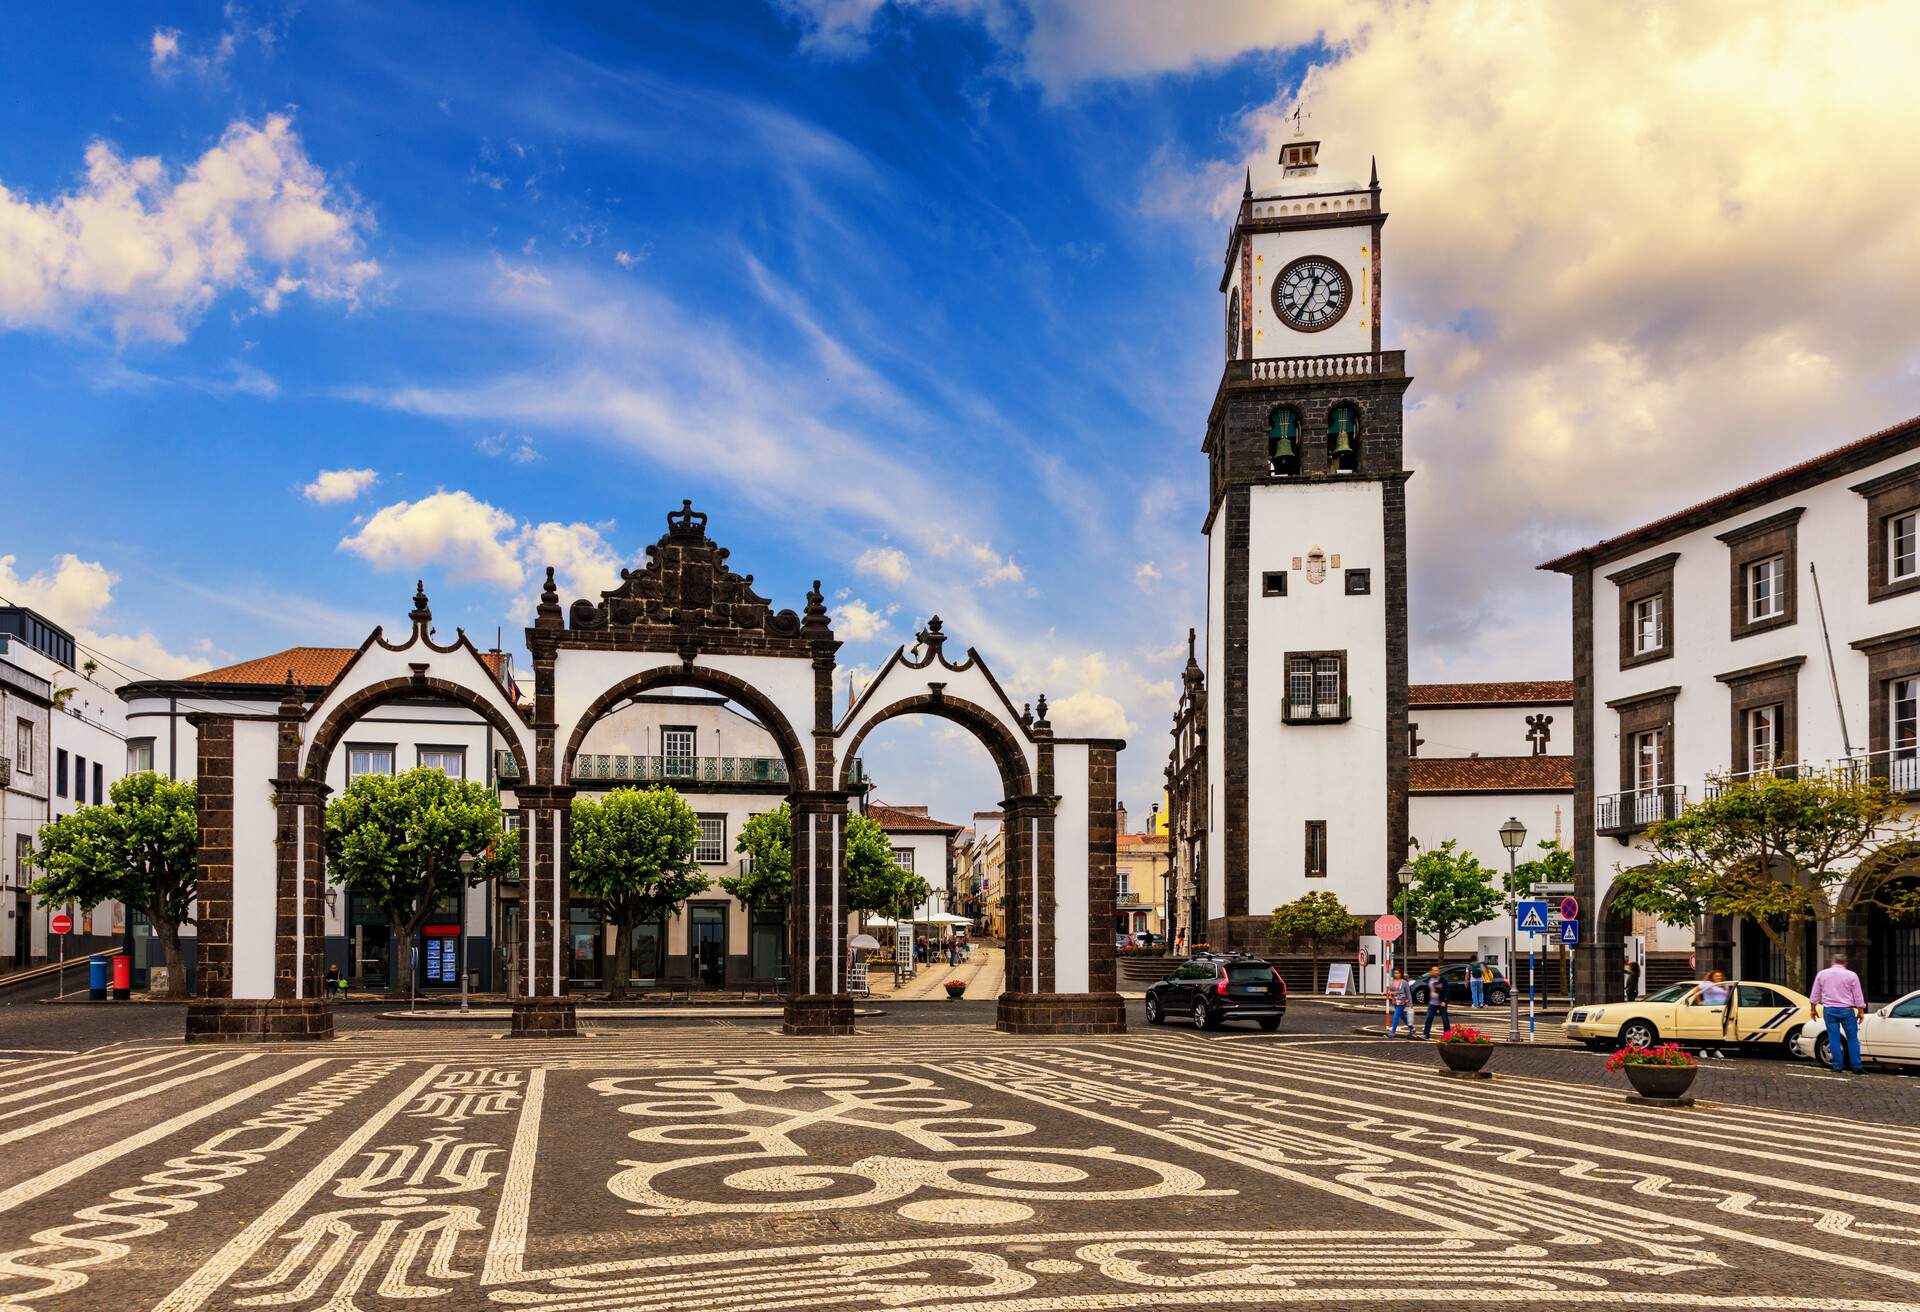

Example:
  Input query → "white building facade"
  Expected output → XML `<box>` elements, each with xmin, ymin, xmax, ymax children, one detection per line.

<box><xmin>1544</xmin><ymin>414</ymin><xmax>1920</xmax><ymax>1001</ymax></box>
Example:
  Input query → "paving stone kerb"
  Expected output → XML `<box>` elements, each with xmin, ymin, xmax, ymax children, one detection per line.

<box><xmin>184</xmin><ymin>504</ymin><xmax>1129</xmax><ymax>1041</ymax></box>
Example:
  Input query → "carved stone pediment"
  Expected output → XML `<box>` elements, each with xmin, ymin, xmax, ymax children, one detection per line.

<box><xmin>567</xmin><ymin>502</ymin><xmax>804</xmax><ymax>640</ymax></box>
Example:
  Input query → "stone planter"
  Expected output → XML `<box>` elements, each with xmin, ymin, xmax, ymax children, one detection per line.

<box><xmin>944</xmin><ymin>983</ymin><xmax>966</xmax><ymax>999</ymax></box>
<box><xmin>1437</xmin><ymin>1042</ymin><xmax>1493</xmax><ymax>1076</ymax></box>
<box><xmin>1622</xmin><ymin>1061</ymin><xmax>1697</xmax><ymax>1103</ymax></box>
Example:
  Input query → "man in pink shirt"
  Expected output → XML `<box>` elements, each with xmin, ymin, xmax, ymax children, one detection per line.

<box><xmin>1808</xmin><ymin>954</ymin><xmax>1868</xmax><ymax>1074</ymax></box>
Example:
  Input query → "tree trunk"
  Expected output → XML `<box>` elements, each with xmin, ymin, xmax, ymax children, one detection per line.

<box><xmin>154</xmin><ymin>917</ymin><xmax>188</xmax><ymax>998</ymax></box>
<box><xmin>607</xmin><ymin>911</ymin><xmax>632</xmax><ymax>1001</ymax></box>
<box><xmin>389</xmin><ymin>912</ymin><xmax>412</xmax><ymax>999</ymax></box>
<box><xmin>1435</xmin><ymin>934</ymin><xmax>1448</xmax><ymax>966</ymax></box>
<box><xmin>1309</xmin><ymin>948</ymin><xmax>1321</xmax><ymax>991</ymax></box>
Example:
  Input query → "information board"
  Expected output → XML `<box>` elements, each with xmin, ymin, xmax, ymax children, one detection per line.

<box><xmin>424</xmin><ymin>934</ymin><xmax>459</xmax><ymax>986</ymax></box>
<box><xmin>1324</xmin><ymin>962</ymin><xmax>1352</xmax><ymax>995</ymax></box>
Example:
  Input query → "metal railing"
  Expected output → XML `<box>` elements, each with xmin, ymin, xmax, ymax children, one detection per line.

<box><xmin>1703</xmin><ymin>762</ymin><xmax>1801</xmax><ymax>799</ymax></box>
<box><xmin>1227</xmin><ymin>350</ymin><xmax>1406</xmax><ymax>385</ymax></box>
<box><xmin>1595</xmin><ymin>784</ymin><xmax>1686</xmax><ymax>833</ymax></box>
<box><xmin>1831</xmin><ymin>748</ymin><xmax>1920</xmax><ymax>795</ymax></box>
<box><xmin>571</xmin><ymin>754</ymin><xmax>792</xmax><ymax>784</ymax></box>
<box><xmin>1282</xmin><ymin>693</ymin><xmax>1351</xmax><ymax>724</ymax></box>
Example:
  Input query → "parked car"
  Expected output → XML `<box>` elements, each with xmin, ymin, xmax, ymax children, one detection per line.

<box><xmin>1789</xmin><ymin>988</ymin><xmax>1920</xmax><ymax>1068</ymax></box>
<box><xmin>1407</xmin><ymin>962</ymin><xmax>1511</xmax><ymax>1007</ymax></box>
<box><xmin>1564</xmin><ymin>979</ymin><xmax>1813</xmax><ymax>1051</ymax></box>
<box><xmin>1145</xmin><ymin>956</ymin><xmax>1286</xmax><ymax>1030</ymax></box>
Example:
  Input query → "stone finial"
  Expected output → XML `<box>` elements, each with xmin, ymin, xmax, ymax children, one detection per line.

<box><xmin>1034</xmin><ymin>693</ymin><xmax>1050</xmax><ymax>730</ymax></box>
<box><xmin>914</xmin><ymin>614</ymin><xmax>948</xmax><ymax>660</ymax></box>
<box><xmin>1243</xmin><ymin>166</ymin><xmax>1252</xmax><ymax>198</ymax></box>
<box><xmin>536</xmin><ymin>565</ymin><xmax>563</xmax><ymax>629</ymax></box>
<box><xmin>802</xmin><ymin>578</ymin><xmax>832</xmax><ymax>637</ymax></box>
<box><xmin>1183</xmin><ymin>626</ymin><xmax>1204</xmax><ymax>691</ymax></box>
<box><xmin>278</xmin><ymin>667</ymin><xmax>303</xmax><ymax>718</ymax></box>
<box><xmin>1020</xmin><ymin>702</ymin><xmax>1033</xmax><ymax>730</ymax></box>
<box><xmin>408</xmin><ymin>580</ymin><xmax>432</xmax><ymax>635</ymax></box>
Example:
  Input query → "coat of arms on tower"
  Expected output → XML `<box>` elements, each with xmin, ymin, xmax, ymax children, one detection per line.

<box><xmin>1305</xmin><ymin>547</ymin><xmax>1328</xmax><ymax>585</ymax></box>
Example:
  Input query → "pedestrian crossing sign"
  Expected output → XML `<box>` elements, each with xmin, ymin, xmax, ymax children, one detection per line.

<box><xmin>1517</xmin><ymin>900</ymin><xmax>1549</xmax><ymax>934</ymax></box>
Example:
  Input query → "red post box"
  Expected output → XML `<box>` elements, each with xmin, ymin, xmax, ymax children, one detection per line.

<box><xmin>111</xmin><ymin>953</ymin><xmax>132</xmax><ymax>1000</ymax></box>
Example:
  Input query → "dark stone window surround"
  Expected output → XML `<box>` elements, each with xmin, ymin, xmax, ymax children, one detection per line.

<box><xmin>1715</xmin><ymin>507</ymin><xmax>1801</xmax><ymax>640</ymax></box>
<box><xmin>1262</xmin><ymin>570</ymin><xmax>1288</xmax><ymax>597</ymax></box>
<box><xmin>1604</xmin><ymin>685</ymin><xmax>1681</xmax><ymax>798</ymax></box>
<box><xmin>1304</xmin><ymin>819</ymin><xmax>1328</xmax><ymax>878</ymax></box>
<box><xmin>1282</xmin><ymin>649</ymin><xmax>1350</xmax><ymax>725</ymax></box>
<box><xmin>1714</xmin><ymin>656</ymin><xmax>1803</xmax><ymax>775</ymax></box>
<box><xmin>1852</xmin><ymin>462</ymin><xmax>1920</xmax><ymax>605</ymax></box>
<box><xmin>1849</xmin><ymin>624</ymin><xmax>1920</xmax><ymax>765</ymax></box>
<box><xmin>1345</xmin><ymin>568</ymin><xmax>1372</xmax><ymax>595</ymax></box>
<box><xmin>1607</xmin><ymin>553</ymin><xmax>1678</xmax><ymax>670</ymax></box>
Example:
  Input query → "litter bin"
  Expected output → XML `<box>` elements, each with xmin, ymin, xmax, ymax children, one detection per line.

<box><xmin>88</xmin><ymin>955</ymin><xmax>110</xmax><ymax>1001</ymax></box>
<box><xmin>111</xmin><ymin>954</ymin><xmax>132</xmax><ymax>1000</ymax></box>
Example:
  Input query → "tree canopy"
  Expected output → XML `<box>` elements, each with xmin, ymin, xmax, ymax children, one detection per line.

<box><xmin>324</xmin><ymin>767</ymin><xmax>518</xmax><ymax>995</ymax></box>
<box><xmin>845</xmin><ymin>812</ymin><xmax>931</xmax><ymax>917</ymax></box>
<box><xmin>30</xmin><ymin>772</ymin><xmax>197</xmax><ymax>997</ymax></box>
<box><xmin>723</xmin><ymin>803</ymin><xmax>792</xmax><ymax>912</ymax></box>
<box><xmin>1401</xmin><ymin>839</ymin><xmax>1503</xmax><ymax>963</ymax></box>
<box><xmin>1612</xmin><ymin>770</ymin><xmax>1920</xmax><ymax>992</ymax></box>
<box><xmin>1267</xmin><ymin>890</ymin><xmax>1363</xmax><ymax>984</ymax></box>
<box><xmin>569</xmin><ymin>786</ymin><xmax>710</xmax><ymax>996</ymax></box>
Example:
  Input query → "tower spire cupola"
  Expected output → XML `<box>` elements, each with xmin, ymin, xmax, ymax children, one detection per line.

<box><xmin>1279</xmin><ymin>104</ymin><xmax>1319</xmax><ymax>177</ymax></box>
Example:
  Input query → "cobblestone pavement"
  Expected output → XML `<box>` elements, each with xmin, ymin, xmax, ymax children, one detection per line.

<box><xmin>2</xmin><ymin>1020</ymin><xmax>1920</xmax><ymax>1310</ymax></box>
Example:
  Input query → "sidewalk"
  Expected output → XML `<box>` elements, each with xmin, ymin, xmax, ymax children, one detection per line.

<box><xmin>868</xmin><ymin>946</ymin><xmax>1002</xmax><ymax>1001</ymax></box>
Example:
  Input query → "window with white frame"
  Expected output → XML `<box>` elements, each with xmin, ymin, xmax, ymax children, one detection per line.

<box><xmin>126</xmin><ymin>739</ymin><xmax>154</xmax><ymax>774</ymax></box>
<box><xmin>13</xmin><ymin>834</ymin><xmax>29</xmax><ymax>887</ymax></box>
<box><xmin>418</xmin><ymin>746</ymin><xmax>466</xmax><ymax>778</ymax></box>
<box><xmin>1116</xmin><ymin>868</ymin><xmax>1132</xmax><ymax>899</ymax></box>
<box><xmin>1893</xmin><ymin>679</ymin><xmax>1919</xmax><ymax>759</ymax></box>
<box><xmin>14</xmin><ymin>719</ymin><xmax>32</xmax><ymax>774</ymax></box>
<box><xmin>695</xmin><ymin>814</ymin><xmax>726</xmax><ymax>863</ymax></box>
<box><xmin>1891</xmin><ymin>512</ymin><xmax>1920</xmax><ymax>583</ymax></box>
<box><xmin>662</xmin><ymin>727</ymin><xmax>695</xmax><ymax>777</ymax></box>
<box><xmin>346</xmin><ymin>744</ymin><xmax>395</xmax><ymax>781</ymax></box>
<box><xmin>1746</xmin><ymin>554</ymin><xmax>1786</xmax><ymax>622</ymax></box>
<box><xmin>1634</xmin><ymin>728</ymin><xmax>1666</xmax><ymax>792</ymax></box>
<box><xmin>1632</xmin><ymin>595</ymin><xmax>1664</xmax><ymax>654</ymax></box>
<box><xmin>1746</xmin><ymin>705</ymin><xmax>1781</xmax><ymax>775</ymax></box>
<box><xmin>890</xmin><ymin>847</ymin><xmax>914</xmax><ymax>873</ymax></box>
<box><xmin>1285</xmin><ymin>654</ymin><xmax>1345</xmax><ymax>718</ymax></box>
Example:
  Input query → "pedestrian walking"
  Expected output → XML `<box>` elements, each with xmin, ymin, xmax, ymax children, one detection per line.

<box><xmin>1809</xmin><ymin>953</ymin><xmax>1868</xmax><ymax>1074</ymax></box>
<box><xmin>1468</xmin><ymin>960</ymin><xmax>1486</xmax><ymax>1009</ymax></box>
<box><xmin>1386</xmin><ymin>969</ymin><xmax>1412</xmax><ymax>1038</ymax></box>
<box><xmin>1624</xmin><ymin>957</ymin><xmax>1640</xmax><ymax>1001</ymax></box>
<box><xmin>1420</xmin><ymin>965</ymin><xmax>1451</xmax><ymax>1039</ymax></box>
<box><xmin>1699</xmin><ymin>970</ymin><xmax>1731</xmax><ymax>1058</ymax></box>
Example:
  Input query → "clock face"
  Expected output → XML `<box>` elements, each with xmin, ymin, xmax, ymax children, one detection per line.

<box><xmin>1272</xmin><ymin>255</ymin><xmax>1352</xmax><ymax>332</ymax></box>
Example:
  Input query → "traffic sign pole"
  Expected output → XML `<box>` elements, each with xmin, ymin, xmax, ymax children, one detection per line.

<box><xmin>50</xmin><ymin>912</ymin><xmax>73</xmax><ymax>1000</ymax></box>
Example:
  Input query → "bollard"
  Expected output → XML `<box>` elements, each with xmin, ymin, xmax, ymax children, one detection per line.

<box><xmin>111</xmin><ymin>954</ymin><xmax>132</xmax><ymax>1001</ymax></box>
<box><xmin>88</xmin><ymin>955</ymin><xmax>109</xmax><ymax>1001</ymax></box>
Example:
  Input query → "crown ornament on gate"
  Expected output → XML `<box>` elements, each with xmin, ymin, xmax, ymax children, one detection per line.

<box><xmin>666</xmin><ymin>499</ymin><xmax>708</xmax><ymax>538</ymax></box>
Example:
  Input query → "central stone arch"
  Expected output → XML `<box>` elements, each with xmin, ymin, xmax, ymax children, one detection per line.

<box><xmin>835</xmin><ymin>617</ymin><xmax>1125</xmax><ymax>1034</ymax></box>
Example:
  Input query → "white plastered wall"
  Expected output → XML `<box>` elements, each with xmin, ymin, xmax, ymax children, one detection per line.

<box><xmin>1245</xmin><ymin>215</ymin><xmax>1376</xmax><ymax>359</ymax></box>
<box><xmin>1053</xmin><ymin>740</ymin><xmax>1091</xmax><ymax>993</ymax></box>
<box><xmin>230</xmin><ymin>718</ymin><xmax>279</xmax><ymax>999</ymax></box>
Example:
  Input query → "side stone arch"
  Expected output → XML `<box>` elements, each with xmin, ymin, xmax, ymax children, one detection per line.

<box><xmin>836</xmin><ymin>692</ymin><xmax>1033</xmax><ymax>797</ymax></box>
<box><xmin>306</xmin><ymin>673</ymin><xmax>534</xmax><ymax>783</ymax></box>
<box><xmin>559</xmin><ymin>662</ymin><xmax>810</xmax><ymax>790</ymax></box>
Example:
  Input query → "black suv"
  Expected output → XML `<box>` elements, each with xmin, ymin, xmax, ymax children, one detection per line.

<box><xmin>1145</xmin><ymin>956</ymin><xmax>1286</xmax><ymax>1030</ymax></box>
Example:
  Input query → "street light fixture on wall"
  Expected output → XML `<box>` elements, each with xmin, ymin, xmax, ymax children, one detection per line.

<box><xmin>1498</xmin><ymin>816</ymin><xmax>1527</xmax><ymax>1040</ymax></box>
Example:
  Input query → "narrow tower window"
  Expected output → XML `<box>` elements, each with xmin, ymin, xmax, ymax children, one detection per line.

<box><xmin>1328</xmin><ymin>405</ymin><xmax>1359</xmax><ymax>473</ymax></box>
<box><xmin>1268</xmin><ymin>407</ymin><xmax>1301</xmax><ymax>474</ymax></box>
<box><xmin>1227</xmin><ymin>288</ymin><xmax>1241</xmax><ymax>362</ymax></box>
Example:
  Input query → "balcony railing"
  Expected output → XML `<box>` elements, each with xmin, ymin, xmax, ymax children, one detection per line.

<box><xmin>1226</xmin><ymin>350</ymin><xmax>1406</xmax><ymax>386</ymax></box>
<box><xmin>1595</xmin><ymin>784</ymin><xmax>1686</xmax><ymax>836</ymax></box>
<box><xmin>571</xmin><ymin>754</ymin><xmax>791</xmax><ymax>785</ymax></box>
<box><xmin>1831</xmin><ymin>748</ymin><xmax>1920</xmax><ymax>796</ymax></box>
<box><xmin>1282</xmin><ymin>694</ymin><xmax>1351</xmax><ymax>725</ymax></box>
<box><xmin>1703</xmin><ymin>762</ymin><xmax>1801</xmax><ymax>799</ymax></box>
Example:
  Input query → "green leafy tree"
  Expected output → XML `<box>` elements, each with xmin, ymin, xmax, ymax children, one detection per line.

<box><xmin>1402</xmin><ymin>839</ymin><xmax>1503</xmax><ymax>964</ymax></box>
<box><xmin>325</xmin><ymin>767</ymin><xmax>518</xmax><ymax>998</ymax></box>
<box><xmin>1509</xmin><ymin>838</ymin><xmax>1573</xmax><ymax>898</ymax></box>
<box><xmin>30</xmin><ymin>772</ymin><xmax>197</xmax><ymax>998</ymax></box>
<box><xmin>723</xmin><ymin>803</ymin><xmax>792</xmax><ymax>912</ymax></box>
<box><xmin>845</xmin><ymin>812</ymin><xmax>932</xmax><ymax>923</ymax></box>
<box><xmin>569</xmin><ymin>787</ymin><xmax>711</xmax><ymax>997</ymax></box>
<box><xmin>1268</xmin><ymin>890</ymin><xmax>1364</xmax><ymax>988</ymax></box>
<box><xmin>1612</xmin><ymin>770</ymin><xmax>1920</xmax><ymax>993</ymax></box>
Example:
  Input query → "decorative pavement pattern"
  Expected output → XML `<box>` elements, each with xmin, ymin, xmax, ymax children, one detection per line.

<box><xmin>1</xmin><ymin>1027</ymin><xmax>1918</xmax><ymax>1310</ymax></box>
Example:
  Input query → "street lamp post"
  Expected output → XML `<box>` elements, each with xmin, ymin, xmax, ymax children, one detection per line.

<box><xmin>1499</xmin><ymin>816</ymin><xmax>1528</xmax><ymax>1042</ymax></box>
<box><xmin>1393</xmin><ymin>857</ymin><xmax>1415</xmax><ymax>1018</ymax></box>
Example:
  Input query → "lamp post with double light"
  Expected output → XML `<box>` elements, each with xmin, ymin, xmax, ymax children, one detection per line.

<box><xmin>1498</xmin><ymin>816</ymin><xmax>1527</xmax><ymax>1041</ymax></box>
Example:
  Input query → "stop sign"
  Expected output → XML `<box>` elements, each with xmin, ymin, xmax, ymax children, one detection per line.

<box><xmin>1373</xmin><ymin>913</ymin><xmax>1403</xmax><ymax>942</ymax></box>
<box><xmin>50</xmin><ymin>913</ymin><xmax>72</xmax><ymax>935</ymax></box>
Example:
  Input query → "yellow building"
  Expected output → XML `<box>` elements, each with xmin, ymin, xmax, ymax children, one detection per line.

<box><xmin>1115</xmin><ymin>832</ymin><xmax>1171</xmax><ymax>943</ymax></box>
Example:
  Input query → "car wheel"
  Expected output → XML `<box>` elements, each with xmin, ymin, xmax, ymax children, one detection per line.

<box><xmin>1487</xmin><ymin>987</ymin><xmax>1510</xmax><ymax>1006</ymax></box>
<box><xmin>1619</xmin><ymin>1019</ymin><xmax>1659</xmax><ymax>1049</ymax></box>
<box><xmin>1258</xmin><ymin>1017</ymin><xmax>1282</xmax><ymax>1032</ymax></box>
<box><xmin>1145</xmin><ymin>995</ymin><xmax>1165</xmax><ymax>1025</ymax></box>
<box><xmin>1192</xmin><ymin>999</ymin><xmax>1217</xmax><ymax>1030</ymax></box>
<box><xmin>1814</xmin><ymin>1034</ymin><xmax>1831</xmax><ymax>1067</ymax></box>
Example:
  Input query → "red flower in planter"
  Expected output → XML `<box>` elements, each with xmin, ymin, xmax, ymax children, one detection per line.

<box><xmin>1438</xmin><ymin>1025</ymin><xmax>1491</xmax><ymax>1045</ymax></box>
<box><xmin>1605</xmin><ymin>1041</ymin><xmax>1696</xmax><ymax>1072</ymax></box>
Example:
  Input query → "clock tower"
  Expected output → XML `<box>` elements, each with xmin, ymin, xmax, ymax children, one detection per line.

<box><xmin>1202</xmin><ymin>129</ymin><xmax>1412</xmax><ymax>947</ymax></box>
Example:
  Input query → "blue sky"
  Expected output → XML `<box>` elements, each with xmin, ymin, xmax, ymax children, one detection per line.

<box><xmin>6</xmin><ymin>2</ymin><xmax>1920</xmax><ymax>824</ymax></box>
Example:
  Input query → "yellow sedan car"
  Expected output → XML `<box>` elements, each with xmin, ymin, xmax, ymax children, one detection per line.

<box><xmin>1564</xmin><ymin>980</ymin><xmax>1815</xmax><ymax>1052</ymax></box>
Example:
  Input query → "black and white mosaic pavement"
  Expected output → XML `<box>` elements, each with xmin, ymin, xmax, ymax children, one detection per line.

<box><xmin>2</xmin><ymin>1023</ymin><xmax>1918</xmax><ymax>1310</ymax></box>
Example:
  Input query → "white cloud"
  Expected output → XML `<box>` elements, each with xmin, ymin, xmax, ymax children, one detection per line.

<box><xmin>1045</xmin><ymin>688</ymin><xmax>1131</xmax><ymax>739</ymax></box>
<box><xmin>149</xmin><ymin>28</ymin><xmax>182</xmax><ymax>71</ymax></box>
<box><xmin>836</xmin><ymin>599</ymin><xmax>891</xmax><ymax>642</ymax></box>
<box><xmin>0</xmin><ymin>552</ymin><xmax>201</xmax><ymax>681</ymax></box>
<box><xmin>338</xmin><ymin>490</ymin><xmax>526</xmax><ymax>589</ymax></box>
<box><xmin>969</xmin><ymin>542</ymin><xmax>1024</xmax><ymax>587</ymax></box>
<box><xmin>614</xmin><ymin>248</ymin><xmax>647</xmax><ymax>268</ymax></box>
<box><xmin>147</xmin><ymin>7</ymin><xmax>280</xmax><ymax>81</ymax></box>
<box><xmin>302</xmin><ymin>467</ymin><xmax>379</xmax><ymax>504</ymax></box>
<box><xmin>854</xmin><ymin>545</ymin><xmax>911</xmax><ymax>586</ymax></box>
<box><xmin>517</xmin><ymin>520</ymin><xmax>623</xmax><ymax>601</ymax></box>
<box><xmin>1134</xmin><ymin>561</ymin><xmax>1161</xmax><ymax>589</ymax></box>
<box><xmin>0</xmin><ymin>113</ymin><xmax>378</xmax><ymax>343</ymax></box>
<box><xmin>476</xmin><ymin>431</ymin><xmax>540</xmax><ymax>463</ymax></box>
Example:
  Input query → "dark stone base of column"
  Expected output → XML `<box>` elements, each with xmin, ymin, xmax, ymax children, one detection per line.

<box><xmin>184</xmin><ymin>998</ymin><xmax>334</xmax><ymax>1043</ymax></box>
<box><xmin>783</xmin><ymin>994</ymin><xmax>855</xmax><ymax>1035</ymax></box>
<box><xmin>996</xmin><ymin>991</ymin><xmax>1127</xmax><ymax>1035</ymax></box>
<box><xmin>510</xmin><ymin>997</ymin><xmax>578</xmax><ymax>1038</ymax></box>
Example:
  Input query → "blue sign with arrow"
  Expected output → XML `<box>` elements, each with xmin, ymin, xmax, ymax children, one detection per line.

<box><xmin>1517</xmin><ymin>900</ymin><xmax>1549</xmax><ymax>934</ymax></box>
<box><xmin>1559</xmin><ymin>918</ymin><xmax>1581</xmax><ymax>945</ymax></box>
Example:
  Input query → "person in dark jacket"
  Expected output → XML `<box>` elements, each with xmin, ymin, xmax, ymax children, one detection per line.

<box><xmin>1624</xmin><ymin>957</ymin><xmax>1641</xmax><ymax>1001</ymax></box>
<box><xmin>1420</xmin><ymin>965</ymin><xmax>1451</xmax><ymax>1039</ymax></box>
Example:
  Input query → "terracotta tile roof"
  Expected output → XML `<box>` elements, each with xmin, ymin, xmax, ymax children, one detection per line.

<box><xmin>1409</xmin><ymin>755</ymin><xmax>1574</xmax><ymax>793</ymax></box>
<box><xmin>186</xmin><ymin>646</ymin><xmax>510</xmax><ymax>688</ymax></box>
<box><xmin>1409</xmin><ymin>680</ymin><xmax>1572</xmax><ymax>706</ymax></box>
<box><xmin>866</xmin><ymin>801</ymin><xmax>964</xmax><ymax>833</ymax></box>
<box><xmin>1117</xmin><ymin>832</ymin><xmax>1169</xmax><ymax>847</ymax></box>
<box><xmin>1539</xmin><ymin>411</ymin><xmax>1920</xmax><ymax>572</ymax></box>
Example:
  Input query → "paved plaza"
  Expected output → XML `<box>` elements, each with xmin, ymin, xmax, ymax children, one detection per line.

<box><xmin>2</xmin><ymin>1014</ymin><xmax>1919</xmax><ymax>1311</ymax></box>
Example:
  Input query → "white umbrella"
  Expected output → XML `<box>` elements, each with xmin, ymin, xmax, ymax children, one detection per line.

<box><xmin>848</xmin><ymin>933</ymin><xmax>882</xmax><ymax>950</ymax></box>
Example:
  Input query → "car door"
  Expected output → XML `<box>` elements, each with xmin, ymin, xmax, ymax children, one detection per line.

<box><xmin>1671</xmin><ymin>986</ymin><xmax>1728</xmax><ymax>1042</ymax></box>
<box><xmin>1731</xmin><ymin>984</ymin><xmax>1798</xmax><ymax>1044</ymax></box>
<box><xmin>1871</xmin><ymin>992</ymin><xmax>1920</xmax><ymax>1062</ymax></box>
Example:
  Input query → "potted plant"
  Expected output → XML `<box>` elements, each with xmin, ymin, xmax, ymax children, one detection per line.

<box><xmin>943</xmin><ymin>978</ymin><xmax>967</xmax><ymax>999</ymax></box>
<box><xmin>1435</xmin><ymin>1025</ymin><xmax>1494</xmax><ymax>1075</ymax></box>
<box><xmin>1606</xmin><ymin>1042</ymin><xmax>1698</xmax><ymax>1102</ymax></box>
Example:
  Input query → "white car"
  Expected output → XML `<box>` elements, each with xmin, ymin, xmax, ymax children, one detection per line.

<box><xmin>1789</xmin><ymin>988</ymin><xmax>1920</xmax><ymax>1068</ymax></box>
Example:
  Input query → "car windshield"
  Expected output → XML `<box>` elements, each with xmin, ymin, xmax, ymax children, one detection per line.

<box><xmin>1226</xmin><ymin>964</ymin><xmax>1274</xmax><ymax>982</ymax></box>
<box><xmin>1644</xmin><ymin>983</ymin><xmax>1695</xmax><ymax>1003</ymax></box>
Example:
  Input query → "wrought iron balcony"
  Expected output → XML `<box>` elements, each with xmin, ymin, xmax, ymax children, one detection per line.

<box><xmin>1282</xmin><ymin>693</ymin><xmax>1351</xmax><ymax>725</ymax></box>
<box><xmin>1225</xmin><ymin>350</ymin><xmax>1406</xmax><ymax>387</ymax></box>
<box><xmin>1595</xmin><ymin>784</ymin><xmax>1686</xmax><ymax>838</ymax></box>
<box><xmin>571</xmin><ymin>754</ymin><xmax>791</xmax><ymax>785</ymax></box>
<box><xmin>1702</xmin><ymin>763</ymin><xmax>1800</xmax><ymax>800</ymax></box>
<box><xmin>1830</xmin><ymin>749</ymin><xmax>1920</xmax><ymax>796</ymax></box>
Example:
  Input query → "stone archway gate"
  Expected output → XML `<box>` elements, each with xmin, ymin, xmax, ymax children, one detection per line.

<box><xmin>182</xmin><ymin>503</ymin><xmax>1124</xmax><ymax>1041</ymax></box>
